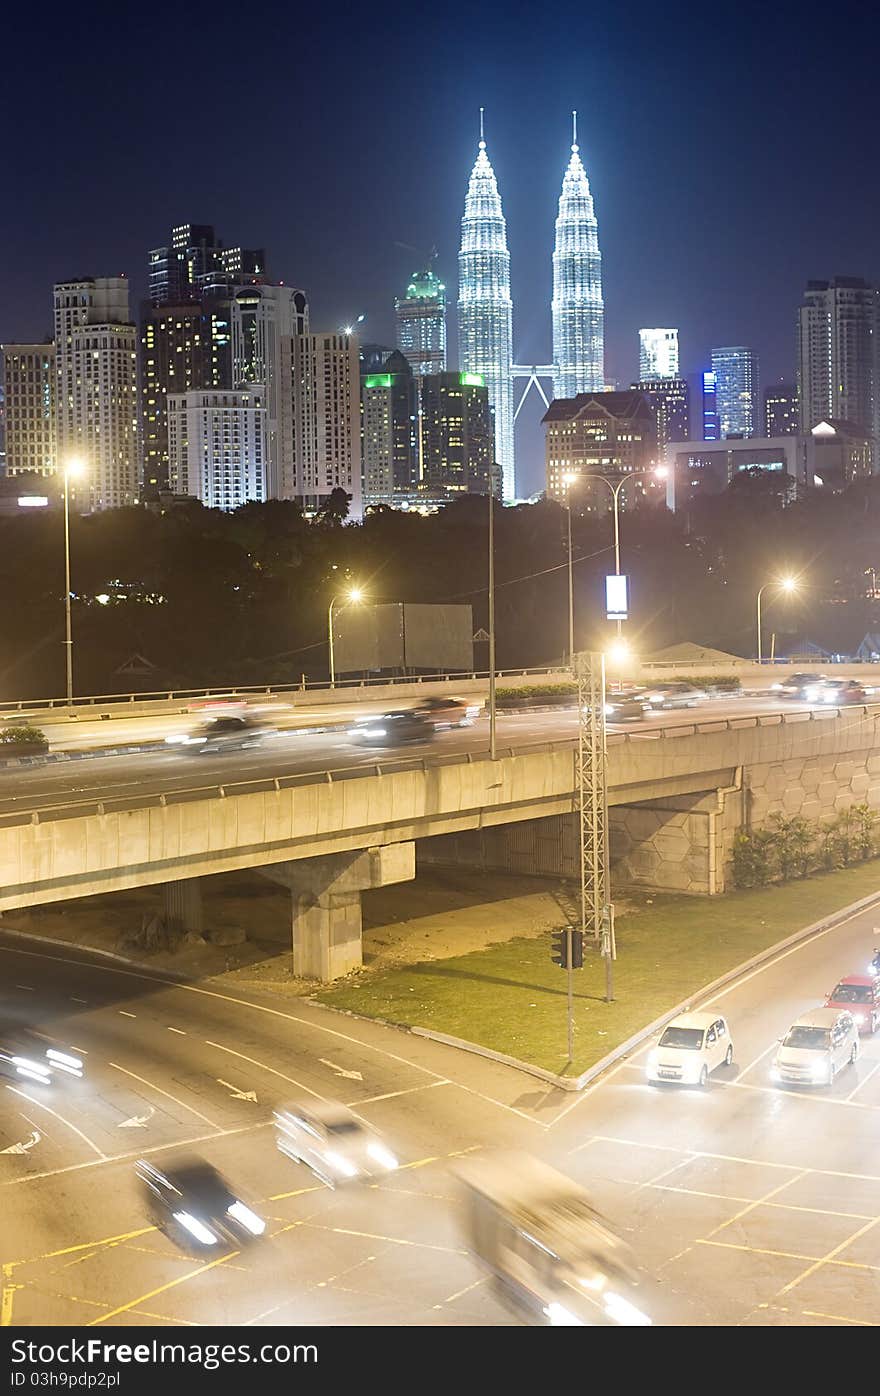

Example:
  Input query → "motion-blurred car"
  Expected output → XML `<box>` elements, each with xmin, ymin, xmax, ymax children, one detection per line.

<box><xmin>646</xmin><ymin>1011</ymin><xmax>734</xmax><ymax>1086</ymax></box>
<box><xmin>166</xmin><ymin>714</ymin><xmax>273</xmax><ymax>753</ymax></box>
<box><xmin>136</xmin><ymin>1157</ymin><xmax>266</xmax><ymax>1248</ymax></box>
<box><xmin>642</xmin><ymin>682</ymin><xmax>707</xmax><ymax>709</ymax></box>
<box><xmin>350</xmin><ymin>709</ymin><xmax>434</xmax><ymax>745</ymax></box>
<box><xmin>825</xmin><ymin>976</ymin><xmax>880</xmax><ymax>1034</ymax></box>
<box><xmin>413</xmin><ymin>695</ymin><xmax>482</xmax><ymax>729</ymax></box>
<box><xmin>0</xmin><ymin>1032</ymin><xmax>83</xmax><ymax>1086</ymax></box>
<box><xmin>603</xmin><ymin>689</ymin><xmax>649</xmax><ymax>722</ymax></box>
<box><xmin>274</xmin><ymin>1100</ymin><xmax>399</xmax><ymax>1187</ymax></box>
<box><xmin>772</xmin><ymin>1007</ymin><xmax>859</xmax><ymax>1086</ymax></box>
<box><xmin>805</xmin><ymin>678</ymin><xmax>870</xmax><ymax>705</ymax></box>
<box><xmin>771</xmin><ymin>671</ymin><xmax>826</xmax><ymax>699</ymax></box>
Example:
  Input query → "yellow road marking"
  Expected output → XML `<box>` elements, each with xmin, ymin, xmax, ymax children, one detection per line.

<box><xmin>307</xmin><ymin>1224</ymin><xmax>465</xmax><ymax>1254</ymax></box>
<box><xmin>650</xmin><ymin>1182</ymin><xmax>878</xmax><ymax>1221</ymax></box>
<box><xmin>705</xmin><ymin>1170</ymin><xmax>808</xmax><ymax>1239</ymax></box>
<box><xmin>88</xmin><ymin>1251</ymin><xmax>239</xmax><ymax>1326</ymax></box>
<box><xmin>802</xmin><ymin>1309</ymin><xmax>878</xmax><ymax>1326</ymax></box>
<box><xmin>697</xmin><ymin>1237</ymin><xmax>880</xmax><ymax>1271</ymax></box>
<box><xmin>581</xmin><ymin>1133</ymin><xmax>880</xmax><ymax>1183</ymax></box>
<box><xmin>776</xmin><ymin>1215</ymin><xmax>880</xmax><ymax>1295</ymax></box>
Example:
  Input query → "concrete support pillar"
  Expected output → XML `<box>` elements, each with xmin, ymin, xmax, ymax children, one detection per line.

<box><xmin>163</xmin><ymin>877</ymin><xmax>204</xmax><ymax>933</ymax></box>
<box><xmin>262</xmin><ymin>843</ymin><xmax>416</xmax><ymax>982</ymax></box>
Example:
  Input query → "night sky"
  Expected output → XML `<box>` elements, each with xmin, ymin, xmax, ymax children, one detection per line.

<box><xmin>3</xmin><ymin>1</ymin><xmax>878</xmax><ymax>496</ymax></box>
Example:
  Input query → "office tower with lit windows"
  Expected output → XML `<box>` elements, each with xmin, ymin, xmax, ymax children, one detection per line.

<box><xmin>419</xmin><ymin>371</ymin><xmax>495</xmax><ymax>497</ymax></box>
<box><xmin>552</xmin><ymin>114</ymin><xmax>604</xmax><ymax>402</ymax></box>
<box><xmin>0</xmin><ymin>344</ymin><xmax>55</xmax><ymax>475</ymax></box>
<box><xmin>167</xmin><ymin>389</ymin><xmax>266</xmax><ymax>510</ymax></box>
<box><xmin>632</xmin><ymin>377</ymin><xmax>689</xmax><ymax>452</ymax></box>
<box><xmin>458</xmin><ymin>117</ymin><xmax>514</xmax><ymax>499</ymax></box>
<box><xmin>710</xmin><ymin>346</ymin><xmax>758</xmax><ymax>437</ymax></box>
<box><xmin>53</xmin><ymin>277</ymin><xmax>138</xmax><ymax>509</ymax></box>
<box><xmin>293</xmin><ymin>332</ymin><xmax>362</xmax><ymax>517</ymax></box>
<box><xmin>702</xmin><ymin>370</ymin><xmax>719</xmax><ymax>440</ymax></box>
<box><xmin>764</xmin><ymin>382</ymin><xmax>798</xmax><ymax>437</ymax></box>
<box><xmin>148</xmin><ymin>223</ymin><xmax>266</xmax><ymax>306</ymax></box>
<box><xmin>798</xmin><ymin>278</ymin><xmax>879</xmax><ymax>465</ymax></box>
<box><xmin>232</xmin><ymin>284</ymin><xmax>308</xmax><ymax>499</ymax></box>
<box><xmin>639</xmin><ymin>328</ymin><xmax>679</xmax><ymax>381</ymax></box>
<box><xmin>395</xmin><ymin>266</ymin><xmax>446</xmax><ymax>377</ymax></box>
<box><xmin>360</xmin><ymin>348</ymin><xmax>416</xmax><ymax>507</ymax></box>
<box><xmin>544</xmin><ymin>391</ymin><xmax>656</xmax><ymax>502</ymax></box>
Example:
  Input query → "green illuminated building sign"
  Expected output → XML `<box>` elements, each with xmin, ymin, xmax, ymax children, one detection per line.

<box><xmin>459</xmin><ymin>372</ymin><xmax>484</xmax><ymax>387</ymax></box>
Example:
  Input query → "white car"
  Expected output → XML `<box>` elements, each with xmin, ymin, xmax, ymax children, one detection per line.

<box><xmin>646</xmin><ymin>1011</ymin><xmax>734</xmax><ymax>1086</ymax></box>
<box><xmin>273</xmin><ymin>1099</ymin><xmax>399</xmax><ymax>1187</ymax></box>
<box><xmin>772</xmin><ymin>1007</ymin><xmax>859</xmax><ymax>1087</ymax></box>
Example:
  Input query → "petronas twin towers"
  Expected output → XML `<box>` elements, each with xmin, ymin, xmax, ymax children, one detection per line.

<box><xmin>458</xmin><ymin>112</ymin><xmax>604</xmax><ymax>500</ymax></box>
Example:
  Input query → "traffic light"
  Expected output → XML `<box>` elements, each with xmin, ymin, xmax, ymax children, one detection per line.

<box><xmin>551</xmin><ymin>929</ymin><xmax>568</xmax><ymax>968</ymax></box>
<box><xmin>571</xmin><ymin>929</ymin><xmax>584</xmax><ymax>969</ymax></box>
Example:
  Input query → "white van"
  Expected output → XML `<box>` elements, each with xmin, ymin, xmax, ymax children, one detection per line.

<box><xmin>773</xmin><ymin>1007</ymin><xmax>859</xmax><ymax>1087</ymax></box>
<box><xmin>645</xmin><ymin>1010</ymin><xmax>734</xmax><ymax>1086</ymax></box>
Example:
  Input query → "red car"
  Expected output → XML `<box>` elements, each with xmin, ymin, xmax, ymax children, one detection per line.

<box><xmin>825</xmin><ymin>976</ymin><xmax>880</xmax><ymax>1034</ymax></box>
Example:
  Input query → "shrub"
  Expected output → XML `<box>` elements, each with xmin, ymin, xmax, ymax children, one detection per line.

<box><xmin>766</xmin><ymin>812</ymin><xmax>815</xmax><ymax>879</ymax></box>
<box><xmin>0</xmin><ymin>724</ymin><xmax>48</xmax><ymax>750</ymax></box>
<box><xmin>497</xmin><ymin>683</ymin><xmax>577</xmax><ymax>701</ymax></box>
<box><xmin>732</xmin><ymin>828</ymin><xmax>777</xmax><ymax>887</ymax></box>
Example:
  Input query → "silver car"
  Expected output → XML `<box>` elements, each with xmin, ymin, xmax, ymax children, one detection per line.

<box><xmin>273</xmin><ymin>1099</ymin><xmax>399</xmax><ymax>1187</ymax></box>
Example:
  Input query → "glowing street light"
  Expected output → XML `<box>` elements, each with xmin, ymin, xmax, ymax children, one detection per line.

<box><xmin>328</xmin><ymin>587</ymin><xmax>365</xmax><ymax>687</ymax></box>
<box><xmin>606</xmin><ymin>638</ymin><xmax>631</xmax><ymax>670</ymax></box>
<box><xmin>574</xmin><ymin>466</ymin><xmax>667</xmax><ymax>635</ymax></box>
<box><xmin>62</xmin><ymin>458</ymin><xmax>86</xmax><ymax>707</ymax></box>
<box><xmin>756</xmin><ymin>575</ymin><xmax>800</xmax><ymax>664</ymax></box>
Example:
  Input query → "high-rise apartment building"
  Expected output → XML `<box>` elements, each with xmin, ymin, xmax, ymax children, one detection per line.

<box><xmin>167</xmin><ymin>389</ymin><xmax>266</xmax><ymax>510</ymax></box>
<box><xmin>148</xmin><ymin>223</ymin><xmax>265</xmax><ymax>306</ymax></box>
<box><xmin>232</xmin><ymin>284</ymin><xmax>308</xmax><ymax>499</ymax></box>
<box><xmin>360</xmin><ymin>348</ymin><xmax>416</xmax><ymax>506</ymax></box>
<box><xmin>544</xmin><ymin>391</ymin><xmax>657</xmax><ymax>502</ymax></box>
<box><xmin>53</xmin><ymin>278</ymin><xmax>138</xmax><ymax>509</ymax></box>
<box><xmin>711</xmin><ymin>346</ymin><xmax>758</xmax><ymax>438</ymax></box>
<box><xmin>702</xmin><ymin>371</ymin><xmax>719</xmax><ymax>440</ymax></box>
<box><xmin>632</xmin><ymin>378</ymin><xmax>689</xmax><ymax>453</ymax></box>
<box><xmin>639</xmin><ymin>329</ymin><xmax>679</xmax><ymax>380</ymax></box>
<box><xmin>395</xmin><ymin>266</ymin><xmax>446</xmax><ymax>377</ymax></box>
<box><xmin>419</xmin><ymin>371</ymin><xmax>495</xmax><ymax>497</ymax></box>
<box><xmin>1</xmin><ymin>344</ymin><xmax>55</xmax><ymax>475</ymax></box>
<box><xmin>551</xmin><ymin>114</ymin><xmax>604</xmax><ymax>401</ymax></box>
<box><xmin>458</xmin><ymin>117</ymin><xmax>514</xmax><ymax>499</ymax></box>
<box><xmin>798</xmin><ymin>278</ymin><xmax>879</xmax><ymax>465</ymax></box>
<box><xmin>293</xmin><ymin>332</ymin><xmax>362</xmax><ymax>517</ymax></box>
<box><xmin>764</xmin><ymin>382</ymin><xmax>798</xmax><ymax>437</ymax></box>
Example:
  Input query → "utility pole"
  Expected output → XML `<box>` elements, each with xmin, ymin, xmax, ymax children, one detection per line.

<box><xmin>574</xmin><ymin>651</ymin><xmax>615</xmax><ymax>1002</ymax></box>
<box><xmin>488</xmin><ymin>487</ymin><xmax>496</xmax><ymax>760</ymax></box>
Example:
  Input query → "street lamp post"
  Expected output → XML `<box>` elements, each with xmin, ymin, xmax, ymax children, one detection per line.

<box><xmin>579</xmin><ymin>467</ymin><xmax>667</xmax><ymax>634</ymax></box>
<box><xmin>561</xmin><ymin>474</ymin><xmax>577</xmax><ymax>663</ymax></box>
<box><xmin>62</xmin><ymin>460</ymin><xmax>84</xmax><ymax>707</ymax></box>
<box><xmin>756</xmin><ymin>576</ymin><xmax>798</xmax><ymax>664</ymax></box>
<box><xmin>328</xmin><ymin>587</ymin><xmax>364</xmax><ymax>687</ymax></box>
<box><xmin>488</xmin><ymin>488</ymin><xmax>497</xmax><ymax>760</ymax></box>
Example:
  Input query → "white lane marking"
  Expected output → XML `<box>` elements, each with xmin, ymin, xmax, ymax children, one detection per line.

<box><xmin>734</xmin><ymin>1041</ymin><xmax>778</xmax><ymax>1081</ymax></box>
<box><xmin>0</xmin><ymin>1130</ymin><xmax>41</xmax><ymax>1155</ymax></box>
<box><xmin>118</xmin><ymin>1012</ymin><xmax>136</xmax><ymax>1019</ymax></box>
<box><xmin>15</xmin><ymin>985</ymin><xmax>33</xmax><ymax>992</ymax></box>
<box><xmin>108</xmin><ymin>1062</ymin><xmax>218</xmax><ymax>1128</ymax></box>
<box><xmin>215</xmin><ymin>1078</ymin><xmax>258</xmax><ymax>1104</ymax></box>
<box><xmin>0</xmin><ymin>942</ymin><xmax>545</xmax><ymax>1126</ymax></box>
<box><xmin>204</xmin><ymin>1041</ymin><xmax>327</xmax><ymax>1102</ymax></box>
<box><xmin>319</xmin><ymin>1058</ymin><xmax>363</xmax><ymax>1081</ymax></box>
<box><xmin>70</xmin><ymin>998</ymin><xmax>87</xmax><ymax>1005</ymax></box>
<box><xmin>349</xmin><ymin>1081</ymin><xmax>450</xmax><ymax>1107</ymax></box>
<box><xmin>725</xmin><ymin>1078</ymin><xmax>879</xmax><ymax>1111</ymax></box>
<box><xmin>0</xmin><ymin>1122</ymin><xmax>270</xmax><ymax>1187</ymax></box>
<box><xmin>845</xmin><ymin>1056</ymin><xmax>880</xmax><ymax>1101</ymax></box>
<box><xmin>117</xmin><ymin>1108</ymin><xmax>155</xmax><ymax>1129</ymax></box>
<box><xmin>167</xmin><ymin>1028</ymin><xmax>186</xmax><ymax>1036</ymax></box>
<box><xmin>570</xmin><ymin>1131</ymin><xmax>880</xmax><ymax>1182</ymax></box>
<box><xmin>5</xmin><ymin>1087</ymin><xmax>107</xmax><ymax>1160</ymax></box>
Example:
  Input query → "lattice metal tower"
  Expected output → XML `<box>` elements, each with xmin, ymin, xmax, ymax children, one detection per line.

<box><xmin>573</xmin><ymin>651</ymin><xmax>612</xmax><ymax>951</ymax></box>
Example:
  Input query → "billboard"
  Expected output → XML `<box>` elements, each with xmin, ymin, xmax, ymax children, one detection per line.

<box><xmin>605</xmin><ymin>574</ymin><xmax>629</xmax><ymax>620</ymax></box>
<box><xmin>332</xmin><ymin>603</ymin><xmax>473</xmax><ymax>674</ymax></box>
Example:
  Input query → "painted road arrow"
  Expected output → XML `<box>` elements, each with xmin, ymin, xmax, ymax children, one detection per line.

<box><xmin>1</xmin><ymin>1130</ymin><xmax>41</xmax><ymax>1155</ymax></box>
<box><xmin>319</xmin><ymin>1059</ymin><xmax>363</xmax><ymax>1081</ymax></box>
<box><xmin>216</xmin><ymin>1078</ymin><xmax>258</xmax><ymax>1102</ymax></box>
<box><xmin>117</xmin><ymin>1107</ymin><xmax>155</xmax><ymax>1129</ymax></box>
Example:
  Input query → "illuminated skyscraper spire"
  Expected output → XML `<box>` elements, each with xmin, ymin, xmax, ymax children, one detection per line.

<box><xmin>552</xmin><ymin>111</ymin><xmax>604</xmax><ymax>399</ymax></box>
<box><xmin>458</xmin><ymin>109</ymin><xmax>514</xmax><ymax>498</ymax></box>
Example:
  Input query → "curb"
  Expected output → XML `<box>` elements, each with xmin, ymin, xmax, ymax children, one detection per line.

<box><xmin>316</xmin><ymin>887</ymin><xmax>880</xmax><ymax>1092</ymax></box>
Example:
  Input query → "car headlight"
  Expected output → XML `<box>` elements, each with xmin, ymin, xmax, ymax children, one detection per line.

<box><xmin>770</xmin><ymin>682</ymin><xmax>782</xmax><ymax>691</ymax></box>
<box><xmin>324</xmin><ymin>1150</ymin><xmax>359</xmax><ymax>1178</ymax></box>
<box><xmin>603</xmin><ymin>1291</ymin><xmax>652</xmax><ymax>1326</ymax></box>
<box><xmin>771</xmin><ymin>1065</ymin><xmax>781</xmax><ymax>1081</ymax></box>
<box><xmin>822</xmin><ymin>691</ymin><xmax>835</xmax><ymax>704</ymax></box>
<box><xmin>366</xmin><ymin>1141</ymin><xmax>398</xmax><ymax>1171</ymax></box>
<box><xmin>173</xmin><ymin>1211</ymin><xmax>219</xmax><ymax>1246</ymax></box>
<box><xmin>811</xmin><ymin>1060</ymin><xmax>830</xmax><ymax>1081</ymax></box>
<box><xmin>227</xmin><ymin>1200</ymin><xmax>266</xmax><ymax>1236</ymax></box>
<box><xmin>645</xmin><ymin>1050</ymin><xmax>659</xmax><ymax>1072</ymax></box>
<box><xmin>544</xmin><ymin>1302</ymin><xmax>584</xmax><ymax>1326</ymax></box>
<box><xmin>853</xmin><ymin>1012</ymin><xmax>866</xmax><ymax>1024</ymax></box>
<box><xmin>12</xmin><ymin>1056</ymin><xmax>52</xmax><ymax>1084</ymax></box>
<box><xmin>805</xmin><ymin>687</ymin><xmax>821</xmax><ymax>702</ymax></box>
<box><xmin>604</xmin><ymin>704</ymin><xmax>615</xmax><ymax>716</ymax></box>
<box><xmin>358</xmin><ymin>727</ymin><xmax>386</xmax><ymax>739</ymax></box>
<box><xmin>46</xmin><ymin>1049</ymin><xmax>83</xmax><ymax>1077</ymax></box>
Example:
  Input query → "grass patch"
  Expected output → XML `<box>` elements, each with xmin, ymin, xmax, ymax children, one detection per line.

<box><xmin>316</xmin><ymin>861</ymin><xmax>880</xmax><ymax>1076</ymax></box>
